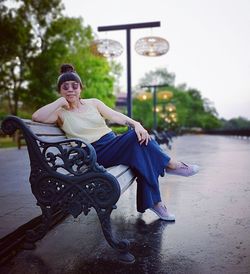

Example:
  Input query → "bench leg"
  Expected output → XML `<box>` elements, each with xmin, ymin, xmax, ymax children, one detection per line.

<box><xmin>96</xmin><ymin>207</ymin><xmax>135</xmax><ymax>263</ymax></box>
<box><xmin>23</xmin><ymin>206</ymin><xmax>52</xmax><ymax>250</ymax></box>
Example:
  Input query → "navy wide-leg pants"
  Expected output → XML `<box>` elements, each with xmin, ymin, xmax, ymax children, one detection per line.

<box><xmin>91</xmin><ymin>130</ymin><xmax>170</xmax><ymax>213</ymax></box>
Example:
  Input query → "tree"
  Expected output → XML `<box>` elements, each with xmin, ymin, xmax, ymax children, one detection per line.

<box><xmin>0</xmin><ymin>0</ymin><xmax>116</xmax><ymax>116</ymax></box>
<box><xmin>135</xmin><ymin>68</ymin><xmax>221</xmax><ymax>130</ymax></box>
<box><xmin>133</xmin><ymin>97</ymin><xmax>153</xmax><ymax>130</ymax></box>
<box><xmin>0</xmin><ymin>0</ymin><xmax>63</xmax><ymax>115</ymax></box>
<box><xmin>26</xmin><ymin>16</ymin><xmax>114</xmax><ymax>109</ymax></box>
<box><xmin>221</xmin><ymin>117</ymin><xmax>250</xmax><ymax>129</ymax></box>
<box><xmin>109</xmin><ymin>60</ymin><xmax>123</xmax><ymax>95</ymax></box>
<box><xmin>175</xmin><ymin>88</ymin><xmax>221</xmax><ymax>129</ymax></box>
<box><xmin>138</xmin><ymin>67</ymin><xmax>175</xmax><ymax>87</ymax></box>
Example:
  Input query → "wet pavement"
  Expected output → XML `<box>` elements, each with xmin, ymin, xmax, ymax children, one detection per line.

<box><xmin>0</xmin><ymin>134</ymin><xmax>250</xmax><ymax>273</ymax></box>
<box><xmin>0</xmin><ymin>148</ymin><xmax>40</xmax><ymax>238</ymax></box>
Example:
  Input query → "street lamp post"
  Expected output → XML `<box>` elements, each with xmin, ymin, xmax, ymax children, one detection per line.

<box><xmin>141</xmin><ymin>84</ymin><xmax>169</xmax><ymax>130</ymax></box>
<box><xmin>98</xmin><ymin>22</ymin><xmax>161</xmax><ymax>118</ymax></box>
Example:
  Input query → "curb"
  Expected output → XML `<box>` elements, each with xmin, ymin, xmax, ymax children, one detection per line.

<box><xmin>0</xmin><ymin>210</ymin><xmax>67</xmax><ymax>266</ymax></box>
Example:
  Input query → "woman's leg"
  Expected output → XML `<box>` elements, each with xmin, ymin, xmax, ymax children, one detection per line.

<box><xmin>92</xmin><ymin>130</ymin><xmax>198</xmax><ymax>220</ymax></box>
<box><xmin>92</xmin><ymin>130</ymin><xmax>170</xmax><ymax>213</ymax></box>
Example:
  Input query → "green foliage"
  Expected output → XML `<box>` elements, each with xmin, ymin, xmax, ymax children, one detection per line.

<box><xmin>26</xmin><ymin>13</ymin><xmax>115</xmax><ymax>109</ymax></box>
<box><xmin>221</xmin><ymin>117</ymin><xmax>250</xmax><ymax>129</ymax></box>
<box><xmin>171</xmin><ymin>87</ymin><xmax>221</xmax><ymax>130</ymax></box>
<box><xmin>0</xmin><ymin>0</ymin><xmax>115</xmax><ymax>115</ymax></box>
<box><xmin>110</xmin><ymin>126</ymin><xmax>129</xmax><ymax>135</ymax></box>
<box><xmin>73</xmin><ymin>52</ymin><xmax>115</xmax><ymax>107</ymax></box>
<box><xmin>132</xmin><ymin>98</ymin><xmax>153</xmax><ymax>130</ymax></box>
<box><xmin>0</xmin><ymin>137</ymin><xmax>17</xmax><ymax>149</ymax></box>
<box><xmin>136</xmin><ymin>68</ymin><xmax>222</xmax><ymax>130</ymax></box>
<box><xmin>138</xmin><ymin>67</ymin><xmax>175</xmax><ymax>87</ymax></box>
<box><xmin>0</xmin><ymin>0</ymin><xmax>64</xmax><ymax>115</ymax></box>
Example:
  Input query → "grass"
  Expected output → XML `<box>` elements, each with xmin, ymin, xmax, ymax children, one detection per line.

<box><xmin>0</xmin><ymin>136</ymin><xmax>18</xmax><ymax>149</ymax></box>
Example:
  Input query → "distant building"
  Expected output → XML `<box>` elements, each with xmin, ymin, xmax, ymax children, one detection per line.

<box><xmin>115</xmin><ymin>92</ymin><xmax>127</xmax><ymax>112</ymax></box>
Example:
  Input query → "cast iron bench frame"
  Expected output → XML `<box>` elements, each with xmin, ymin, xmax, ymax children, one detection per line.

<box><xmin>1</xmin><ymin>115</ymin><xmax>136</xmax><ymax>263</ymax></box>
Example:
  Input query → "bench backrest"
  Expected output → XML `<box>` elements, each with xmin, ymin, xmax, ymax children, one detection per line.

<box><xmin>1</xmin><ymin>116</ymin><xmax>101</xmax><ymax>176</ymax></box>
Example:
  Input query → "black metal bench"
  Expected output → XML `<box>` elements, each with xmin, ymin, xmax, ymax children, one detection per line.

<box><xmin>1</xmin><ymin>115</ymin><xmax>136</xmax><ymax>263</ymax></box>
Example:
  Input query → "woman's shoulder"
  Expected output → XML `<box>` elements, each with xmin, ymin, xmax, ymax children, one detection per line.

<box><xmin>81</xmin><ymin>98</ymin><xmax>102</xmax><ymax>107</ymax></box>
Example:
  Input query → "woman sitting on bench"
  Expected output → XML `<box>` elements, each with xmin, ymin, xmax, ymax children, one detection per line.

<box><xmin>32</xmin><ymin>64</ymin><xmax>199</xmax><ymax>221</ymax></box>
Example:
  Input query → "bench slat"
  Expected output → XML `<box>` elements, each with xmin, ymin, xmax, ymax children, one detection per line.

<box><xmin>107</xmin><ymin>165</ymin><xmax>136</xmax><ymax>193</ymax></box>
<box><xmin>37</xmin><ymin>136</ymin><xmax>68</xmax><ymax>142</ymax></box>
<box><xmin>23</xmin><ymin>119</ymin><xmax>57</xmax><ymax>127</ymax></box>
<box><xmin>21</xmin><ymin>119</ymin><xmax>65</xmax><ymax>136</ymax></box>
<box><xmin>27</xmin><ymin>125</ymin><xmax>65</xmax><ymax>136</ymax></box>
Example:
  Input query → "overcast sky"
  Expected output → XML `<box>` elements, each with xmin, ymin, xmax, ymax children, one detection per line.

<box><xmin>62</xmin><ymin>0</ymin><xmax>250</xmax><ymax>120</ymax></box>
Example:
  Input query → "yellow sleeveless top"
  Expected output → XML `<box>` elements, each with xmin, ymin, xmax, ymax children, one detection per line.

<box><xmin>60</xmin><ymin>102</ymin><xmax>112</xmax><ymax>143</ymax></box>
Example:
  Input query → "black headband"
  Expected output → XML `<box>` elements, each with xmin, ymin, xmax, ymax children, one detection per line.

<box><xmin>57</xmin><ymin>72</ymin><xmax>83</xmax><ymax>90</ymax></box>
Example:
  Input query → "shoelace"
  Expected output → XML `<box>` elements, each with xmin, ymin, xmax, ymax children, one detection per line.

<box><xmin>179</xmin><ymin>162</ymin><xmax>189</xmax><ymax>169</ymax></box>
<box><xmin>159</xmin><ymin>205</ymin><xmax>168</xmax><ymax>214</ymax></box>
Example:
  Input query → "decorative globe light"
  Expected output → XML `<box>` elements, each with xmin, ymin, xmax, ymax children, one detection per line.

<box><xmin>166</xmin><ymin>103</ymin><xmax>176</xmax><ymax>112</ymax></box>
<box><xmin>152</xmin><ymin>105</ymin><xmax>162</xmax><ymax>112</ymax></box>
<box><xmin>155</xmin><ymin>106</ymin><xmax>162</xmax><ymax>113</ymax></box>
<box><xmin>135</xmin><ymin>36</ymin><xmax>169</xmax><ymax>57</ymax></box>
<box><xmin>91</xmin><ymin>39</ymin><xmax>123</xmax><ymax>58</ymax></box>
<box><xmin>170</xmin><ymin>112</ymin><xmax>176</xmax><ymax>118</ymax></box>
<box><xmin>169</xmin><ymin>112</ymin><xmax>178</xmax><ymax>122</ymax></box>
<box><xmin>157</xmin><ymin>90</ymin><xmax>173</xmax><ymax>100</ymax></box>
<box><xmin>164</xmin><ymin>117</ymin><xmax>171</xmax><ymax>123</ymax></box>
<box><xmin>136</xmin><ymin>91</ymin><xmax>152</xmax><ymax>101</ymax></box>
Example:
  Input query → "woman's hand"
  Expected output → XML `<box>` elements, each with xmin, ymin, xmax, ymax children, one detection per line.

<box><xmin>92</xmin><ymin>99</ymin><xmax>151</xmax><ymax>145</ymax></box>
<box><xmin>56</xmin><ymin>97</ymin><xmax>70</xmax><ymax>110</ymax></box>
<box><xmin>32</xmin><ymin>97</ymin><xmax>70</xmax><ymax>123</ymax></box>
<box><xmin>134</xmin><ymin>122</ymin><xmax>151</xmax><ymax>145</ymax></box>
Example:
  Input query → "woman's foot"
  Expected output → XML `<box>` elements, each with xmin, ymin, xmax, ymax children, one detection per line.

<box><xmin>149</xmin><ymin>204</ymin><xmax>175</xmax><ymax>221</ymax></box>
<box><xmin>166</xmin><ymin>161</ymin><xmax>199</xmax><ymax>177</ymax></box>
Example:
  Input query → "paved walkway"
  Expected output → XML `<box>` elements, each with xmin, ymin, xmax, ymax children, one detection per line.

<box><xmin>0</xmin><ymin>134</ymin><xmax>250</xmax><ymax>273</ymax></box>
<box><xmin>0</xmin><ymin>148</ymin><xmax>40</xmax><ymax>238</ymax></box>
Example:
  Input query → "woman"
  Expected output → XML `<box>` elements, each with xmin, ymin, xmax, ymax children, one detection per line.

<box><xmin>32</xmin><ymin>64</ymin><xmax>199</xmax><ymax>221</ymax></box>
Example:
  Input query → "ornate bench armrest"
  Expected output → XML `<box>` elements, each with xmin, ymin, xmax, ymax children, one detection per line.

<box><xmin>37</xmin><ymin>137</ymin><xmax>103</xmax><ymax>176</ymax></box>
<box><xmin>1</xmin><ymin>115</ymin><xmax>102</xmax><ymax>175</ymax></box>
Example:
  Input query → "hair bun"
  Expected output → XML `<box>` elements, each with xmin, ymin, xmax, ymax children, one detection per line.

<box><xmin>60</xmin><ymin>64</ymin><xmax>75</xmax><ymax>74</ymax></box>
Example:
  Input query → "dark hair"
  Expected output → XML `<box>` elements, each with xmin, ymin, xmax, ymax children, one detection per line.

<box><xmin>57</xmin><ymin>64</ymin><xmax>83</xmax><ymax>91</ymax></box>
<box><xmin>60</xmin><ymin>64</ymin><xmax>75</xmax><ymax>74</ymax></box>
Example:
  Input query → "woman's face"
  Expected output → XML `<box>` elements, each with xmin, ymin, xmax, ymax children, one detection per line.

<box><xmin>60</xmin><ymin>81</ymin><xmax>81</xmax><ymax>103</ymax></box>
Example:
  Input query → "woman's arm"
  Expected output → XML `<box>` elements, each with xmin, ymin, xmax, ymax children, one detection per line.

<box><xmin>93</xmin><ymin>99</ymin><xmax>151</xmax><ymax>145</ymax></box>
<box><xmin>32</xmin><ymin>97</ymin><xmax>69</xmax><ymax>123</ymax></box>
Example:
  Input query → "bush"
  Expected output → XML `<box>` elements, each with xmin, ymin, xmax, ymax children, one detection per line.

<box><xmin>110</xmin><ymin>126</ymin><xmax>129</xmax><ymax>135</ymax></box>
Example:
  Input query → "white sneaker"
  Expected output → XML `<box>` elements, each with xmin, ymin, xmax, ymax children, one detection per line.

<box><xmin>166</xmin><ymin>162</ymin><xmax>200</xmax><ymax>177</ymax></box>
<box><xmin>149</xmin><ymin>205</ymin><xmax>175</xmax><ymax>221</ymax></box>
